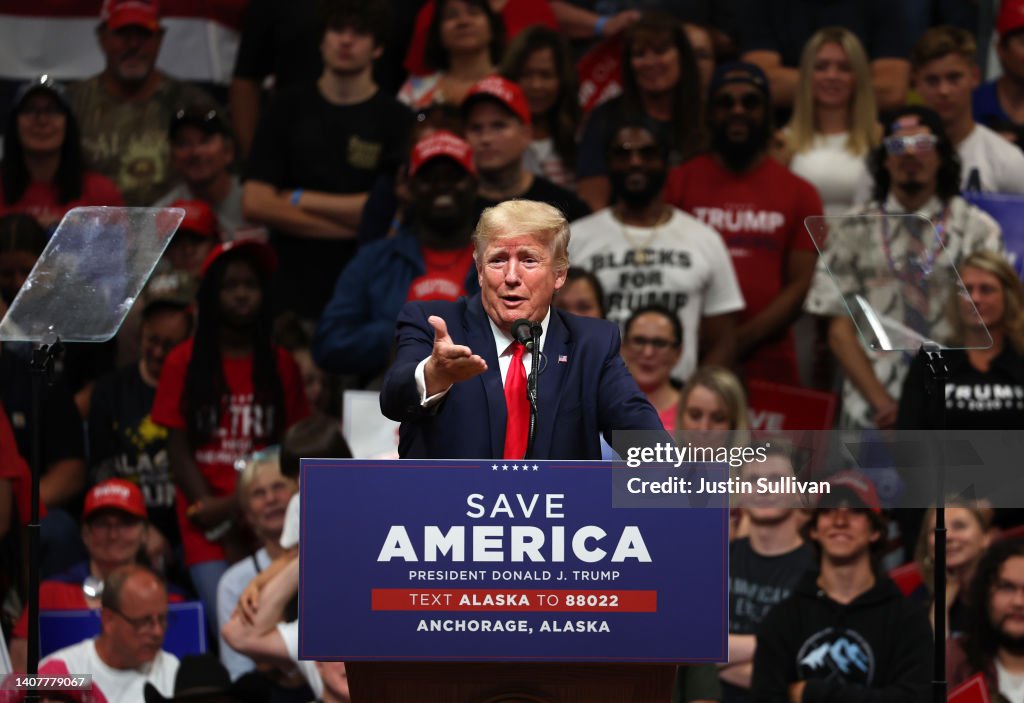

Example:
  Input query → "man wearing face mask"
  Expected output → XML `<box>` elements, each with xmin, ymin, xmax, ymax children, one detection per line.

<box><xmin>314</xmin><ymin>131</ymin><xmax>481</xmax><ymax>386</ymax></box>
<box><xmin>805</xmin><ymin>106</ymin><xmax>1004</xmax><ymax>430</ymax></box>
<box><xmin>665</xmin><ymin>62</ymin><xmax>823</xmax><ymax>387</ymax></box>
<box><xmin>569</xmin><ymin>121</ymin><xmax>744</xmax><ymax>381</ymax></box>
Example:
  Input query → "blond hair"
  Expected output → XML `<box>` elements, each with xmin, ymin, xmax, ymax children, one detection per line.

<box><xmin>236</xmin><ymin>449</ymin><xmax>294</xmax><ymax>502</ymax></box>
<box><xmin>473</xmin><ymin>200</ymin><xmax>570</xmax><ymax>273</ymax></box>
<box><xmin>954</xmin><ymin>250</ymin><xmax>1024</xmax><ymax>353</ymax></box>
<box><xmin>789</xmin><ymin>27</ymin><xmax>878</xmax><ymax>156</ymax></box>
<box><xmin>676</xmin><ymin>365</ymin><xmax>751</xmax><ymax>447</ymax></box>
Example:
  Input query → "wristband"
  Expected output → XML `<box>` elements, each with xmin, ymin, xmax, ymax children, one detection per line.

<box><xmin>290</xmin><ymin>189</ymin><xmax>303</xmax><ymax>206</ymax></box>
<box><xmin>594</xmin><ymin>15</ymin><xmax>609</xmax><ymax>36</ymax></box>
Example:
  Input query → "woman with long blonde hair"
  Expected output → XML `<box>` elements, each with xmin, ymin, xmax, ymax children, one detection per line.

<box><xmin>783</xmin><ymin>27</ymin><xmax>879</xmax><ymax>215</ymax></box>
<box><xmin>899</xmin><ymin>250</ymin><xmax>1024</xmax><ymax>430</ymax></box>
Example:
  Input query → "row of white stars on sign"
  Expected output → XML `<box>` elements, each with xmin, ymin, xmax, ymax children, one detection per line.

<box><xmin>492</xmin><ymin>464</ymin><xmax>540</xmax><ymax>471</ymax></box>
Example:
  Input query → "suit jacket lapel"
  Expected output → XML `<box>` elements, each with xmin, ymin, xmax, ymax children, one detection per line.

<box><xmin>465</xmin><ymin>294</ymin><xmax>505</xmax><ymax>457</ymax></box>
<box><xmin>533</xmin><ymin>308</ymin><xmax>572</xmax><ymax>459</ymax></box>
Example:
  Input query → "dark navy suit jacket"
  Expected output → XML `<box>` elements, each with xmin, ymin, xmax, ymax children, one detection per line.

<box><xmin>379</xmin><ymin>294</ymin><xmax>665</xmax><ymax>459</ymax></box>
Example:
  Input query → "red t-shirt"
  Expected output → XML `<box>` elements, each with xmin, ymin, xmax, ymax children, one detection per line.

<box><xmin>0</xmin><ymin>171</ymin><xmax>123</xmax><ymax>230</ymax></box>
<box><xmin>0</xmin><ymin>401</ymin><xmax>43</xmax><ymax>525</ymax></box>
<box><xmin>151</xmin><ymin>339</ymin><xmax>309</xmax><ymax>566</ymax></box>
<box><xmin>407</xmin><ymin>244</ymin><xmax>475</xmax><ymax>302</ymax></box>
<box><xmin>403</xmin><ymin>0</ymin><xmax>559</xmax><ymax>77</ymax></box>
<box><xmin>12</xmin><ymin>582</ymin><xmax>186</xmax><ymax>639</ymax></box>
<box><xmin>664</xmin><ymin>155</ymin><xmax>823</xmax><ymax>385</ymax></box>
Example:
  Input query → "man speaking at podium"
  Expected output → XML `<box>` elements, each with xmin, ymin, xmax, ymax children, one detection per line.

<box><xmin>380</xmin><ymin>199</ymin><xmax>665</xmax><ymax>459</ymax></box>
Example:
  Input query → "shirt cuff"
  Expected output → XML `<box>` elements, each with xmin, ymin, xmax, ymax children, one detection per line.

<box><xmin>415</xmin><ymin>357</ymin><xmax>452</xmax><ymax>407</ymax></box>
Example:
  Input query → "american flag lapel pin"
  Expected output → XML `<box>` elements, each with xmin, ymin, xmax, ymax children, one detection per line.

<box><xmin>558</xmin><ymin>354</ymin><xmax>568</xmax><ymax>363</ymax></box>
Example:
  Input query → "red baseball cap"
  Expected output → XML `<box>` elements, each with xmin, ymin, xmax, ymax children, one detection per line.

<box><xmin>169</xmin><ymin>199</ymin><xmax>219</xmax><ymax>240</ymax></box>
<box><xmin>820</xmin><ymin>470</ymin><xmax>883</xmax><ymax>515</ymax></box>
<box><xmin>100</xmin><ymin>0</ymin><xmax>161</xmax><ymax>32</ymax></box>
<box><xmin>199</xmin><ymin>239</ymin><xmax>278</xmax><ymax>279</ymax></box>
<box><xmin>462</xmin><ymin>76</ymin><xmax>532</xmax><ymax>126</ymax></box>
<box><xmin>408</xmin><ymin>130</ymin><xmax>476</xmax><ymax>177</ymax></box>
<box><xmin>84</xmin><ymin>479</ymin><xmax>147</xmax><ymax>520</ymax></box>
<box><xmin>999</xmin><ymin>0</ymin><xmax>1024</xmax><ymax>37</ymax></box>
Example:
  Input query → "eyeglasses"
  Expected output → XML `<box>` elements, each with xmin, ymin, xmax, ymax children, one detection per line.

<box><xmin>710</xmin><ymin>93</ymin><xmax>764</xmax><ymax>112</ymax></box>
<box><xmin>19</xmin><ymin>104</ymin><xmax>64</xmax><ymax>119</ymax></box>
<box><xmin>883</xmin><ymin>133</ymin><xmax>938</xmax><ymax>155</ymax></box>
<box><xmin>993</xmin><ymin>579</ymin><xmax>1024</xmax><ymax>598</ymax></box>
<box><xmin>86</xmin><ymin>515</ymin><xmax>144</xmax><ymax>533</ymax></box>
<box><xmin>108</xmin><ymin>607</ymin><xmax>169</xmax><ymax>632</ymax></box>
<box><xmin>625</xmin><ymin>335</ymin><xmax>678</xmax><ymax>351</ymax></box>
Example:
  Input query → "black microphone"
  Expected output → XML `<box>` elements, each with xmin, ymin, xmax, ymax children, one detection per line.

<box><xmin>528</xmin><ymin>322</ymin><xmax>542</xmax><ymax>347</ymax></box>
<box><xmin>511</xmin><ymin>319</ymin><xmax>534</xmax><ymax>348</ymax></box>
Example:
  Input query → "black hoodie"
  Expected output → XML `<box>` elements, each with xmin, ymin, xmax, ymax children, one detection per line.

<box><xmin>751</xmin><ymin>570</ymin><xmax>933</xmax><ymax>703</ymax></box>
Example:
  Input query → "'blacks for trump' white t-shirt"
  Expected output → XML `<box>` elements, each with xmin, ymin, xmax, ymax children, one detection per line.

<box><xmin>568</xmin><ymin>207</ymin><xmax>745</xmax><ymax>379</ymax></box>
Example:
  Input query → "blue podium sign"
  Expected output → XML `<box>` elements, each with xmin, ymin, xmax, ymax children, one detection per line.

<box><xmin>299</xmin><ymin>460</ymin><xmax>728</xmax><ymax>662</ymax></box>
<box><xmin>39</xmin><ymin>602</ymin><xmax>207</xmax><ymax>658</ymax></box>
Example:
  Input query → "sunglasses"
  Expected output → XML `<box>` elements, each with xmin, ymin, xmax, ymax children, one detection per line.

<box><xmin>711</xmin><ymin>93</ymin><xmax>764</xmax><ymax>111</ymax></box>
<box><xmin>883</xmin><ymin>133</ymin><xmax>938</xmax><ymax>155</ymax></box>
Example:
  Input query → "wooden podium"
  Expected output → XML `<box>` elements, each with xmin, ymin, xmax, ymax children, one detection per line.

<box><xmin>345</xmin><ymin>662</ymin><xmax>676</xmax><ymax>702</ymax></box>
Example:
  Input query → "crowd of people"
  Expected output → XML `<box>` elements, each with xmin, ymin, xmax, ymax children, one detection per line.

<box><xmin>3</xmin><ymin>0</ymin><xmax>1024</xmax><ymax>699</ymax></box>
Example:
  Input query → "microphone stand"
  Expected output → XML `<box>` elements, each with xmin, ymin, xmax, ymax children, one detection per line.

<box><xmin>27</xmin><ymin>337</ymin><xmax>63</xmax><ymax>703</ymax></box>
<box><xmin>921</xmin><ymin>342</ymin><xmax>948</xmax><ymax>703</ymax></box>
<box><xmin>524</xmin><ymin>324</ymin><xmax>541</xmax><ymax>460</ymax></box>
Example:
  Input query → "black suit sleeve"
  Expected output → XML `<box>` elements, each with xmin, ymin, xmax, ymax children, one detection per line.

<box><xmin>379</xmin><ymin>302</ymin><xmax>439</xmax><ymax>422</ymax></box>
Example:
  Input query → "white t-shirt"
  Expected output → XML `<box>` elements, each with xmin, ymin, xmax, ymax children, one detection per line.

<box><xmin>38</xmin><ymin>638</ymin><xmax>178</xmax><ymax>703</ymax></box>
<box><xmin>997</xmin><ymin>658</ymin><xmax>1024</xmax><ymax>703</ymax></box>
<box><xmin>523</xmin><ymin>137</ymin><xmax>574</xmax><ymax>189</ymax></box>
<box><xmin>790</xmin><ymin>132</ymin><xmax>871</xmax><ymax>216</ymax></box>
<box><xmin>216</xmin><ymin>547</ymin><xmax>271</xmax><ymax>680</ymax></box>
<box><xmin>276</xmin><ymin>619</ymin><xmax>323</xmax><ymax>699</ymax></box>
<box><xmin>568</xmin><ymin>207</ymin><xmax>745</xmax><ymax>379</ymax></box>
<box><xmin>280</xmin><ymin>493</ymin><xmax>300</xmax><ymax>550</ymax></box>
<box><xmin>958</xmin><ymin>122</ymin><xmax>1024</xmax><ymax>195</ymax></box>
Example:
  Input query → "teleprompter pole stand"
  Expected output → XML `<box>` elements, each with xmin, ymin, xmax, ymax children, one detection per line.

<box><xmin>26</xmin><ymin>337</ymin><xmax>63</xmax><ymax>703</ymax></box>
<box><xmin>921</xmin><ymin>342</ymin><xmax>949</xmax><ymax>703</ymax></box>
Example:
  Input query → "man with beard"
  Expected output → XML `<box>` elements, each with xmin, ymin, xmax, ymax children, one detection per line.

<box><xmin>949</xmin><ymin>538</ymin><xmax>1024</xmax><ymax>702</ymax></box>
<box><xmin>314</xmin><ymin>131</ymin><xmax>480</xmax><ymax>385</ymax></box>
<box><xmin>665</xmin><ymin>62</ymin><xmax>822</xmax><ymax>386</ymax></box>
<box><xmin>69</xmin><ymin>0</ymin><xmax>219</xmax><ymax>206</ymax></box>
<box><xmin>568</xmin><ymin>121</ymin><xmax>744</xmax><ymax>380</ymax></box>
<box><xmin>462</xmin><ymin>76</ymin><xmax>591</xmax><ymax>224</ymax></box>
<box><xmin>244</xmin><ymin>0</ymin><xmax>412</xmax><ymax>322</ymax></box>
<box><xmin>805</xmin><ymin>106</ymin><xmax>1004</xmax><ymax>430</ymax></box>
<box><xmin>720</xmin><ymin>446</ymin><xmax>816</xmax><ymax>703</ymax></box>
<box><xmin>751</xmin><ymin>472</ymin><xmax>932</xmax><ymax>703</ymax></box>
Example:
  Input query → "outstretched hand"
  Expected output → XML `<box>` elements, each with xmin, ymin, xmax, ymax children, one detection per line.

<box><xmin>423</xmin><ymin>315</ymin><xmax>487</xmax><ymax>395</ymax></box>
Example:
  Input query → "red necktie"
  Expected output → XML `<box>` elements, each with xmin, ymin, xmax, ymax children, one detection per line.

<box><xmin>503</xmin><ymin>341</ymin><xmax>528</xmax><ymax>459</ymax></box>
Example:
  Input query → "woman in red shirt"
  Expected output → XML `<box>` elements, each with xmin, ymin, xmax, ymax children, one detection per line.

<box><xmin>0</xmin><ymin>76</ymin><xmax>122</xmax><ymax>232</ymax></box>
<box><xmin>152</xmin><ymin>240</ymin><xmax>309</xmax><ymax>631</ymax></box>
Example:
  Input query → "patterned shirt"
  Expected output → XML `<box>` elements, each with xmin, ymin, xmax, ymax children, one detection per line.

<box><xmin>805</xmin><ymin>195</ymin><xmax>1004</xmax><ymax>428</ymax></box>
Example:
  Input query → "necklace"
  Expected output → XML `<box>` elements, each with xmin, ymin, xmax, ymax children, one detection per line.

<box><xmin>616</xmin><ymin>207</ymin><xmax>671</xmax><ymax>265</ymax></box>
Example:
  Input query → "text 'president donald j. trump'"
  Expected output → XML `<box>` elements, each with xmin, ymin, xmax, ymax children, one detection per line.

<box><xmin>380</xmin><ymin>199</ymin><xmax>665</xmax><ymax>460</ymax></box>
